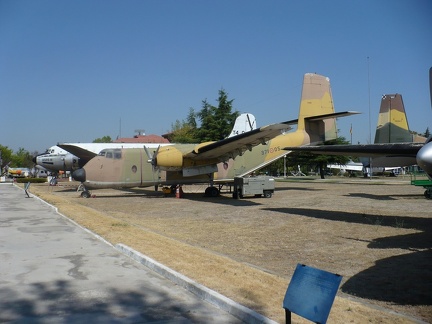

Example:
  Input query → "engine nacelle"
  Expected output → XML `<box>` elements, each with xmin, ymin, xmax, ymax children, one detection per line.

<box><xmin>63</xmin><ymin>154</ymin><xmax>80</xmax><ymax>170</ymax></box>
<box><xmin>155</xmin><ymin>147</ymin><xmax>184</xmax><ymax>170</ymax></box>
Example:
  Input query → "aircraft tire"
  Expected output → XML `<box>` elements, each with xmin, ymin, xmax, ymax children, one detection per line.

<box><xmin>205</xmin><ymin>186</ymin><xmax>219</xmax><ymax>197</ymax></box>
<box><xmin>81</xmin><ymin>191</ymin><xmax>91</xmax><ymax>198</ymax></box>
<box><xmin>424</xmin><ymin>189</ymin><xmax>432</xmax><ymax>199</ymax></box>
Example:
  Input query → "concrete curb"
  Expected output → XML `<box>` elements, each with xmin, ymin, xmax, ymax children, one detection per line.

<box><xmin>116</xmin><ymin>243</ymin><xmax>278</xmax><ymax>324</ymax></box>
<box><xmin>13</xmin><ymin>184</ymin><xmax>277</xmax><ymax>323</ymax></box>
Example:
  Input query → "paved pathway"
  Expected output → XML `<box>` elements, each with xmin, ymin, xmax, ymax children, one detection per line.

<box><xmin>0</xmin><ymin>183</ymin><xmax>250</xmax><ymax>323</ymax></box>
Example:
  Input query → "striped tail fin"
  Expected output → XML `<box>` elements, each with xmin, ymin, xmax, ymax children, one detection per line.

<box><xmin>374</xmin><ymin>94</ymin><xmax>425</xmax><ymax>143</ymax></box>
<box><xmin>297</xmin><ymin>73</ymin><xmax>338</xmax><ymax>144</ymax></box>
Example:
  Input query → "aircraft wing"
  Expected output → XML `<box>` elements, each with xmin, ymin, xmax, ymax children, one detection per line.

<box><xmin>185</xmin><ymin>123</ymin><xmax>292</xmax><ymax>161</ymax></box>
<box><xmin>184</xmin><ymin>111</ymin><xmax>359</xmax><ymax>162</ymax></box>
<box><xmin>283</xmin><ymin>143</ymin><xmax>423</xmax><ymax>157</ymax></box>
<box><xmin>57</xmin><ymin>144</ymin><xmax>98</xmax><ymax>163</ymax></box>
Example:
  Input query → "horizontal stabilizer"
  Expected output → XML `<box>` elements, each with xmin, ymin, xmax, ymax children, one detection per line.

<box><xmin>280</xmin><ymin>111</ymin><xmax>360</xmax><ymax>126</ymax></box>
<box><xmin>305</xmin><ymin>111</ymin><xmax>361</xmax><ymax>122</ymax></box>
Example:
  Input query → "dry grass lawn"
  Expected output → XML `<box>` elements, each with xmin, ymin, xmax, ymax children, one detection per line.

<box><xmin>28</xmin><ymin>176</ymin><xmax>431</xmax><ymax>323</ymax></box>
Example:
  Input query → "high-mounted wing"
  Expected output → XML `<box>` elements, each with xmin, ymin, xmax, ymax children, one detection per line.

<box><xmin>57</xmin><ymin>144</ymin><xmax>98</xmax><ymax>164</ymax></box>
<box><xmin>185</xmin><ymin>123</ymin><xmax>292</xmax><ymax>161</ymax></box>
<box><xmin>283</xmin><ymin>143</ymin><xmax>423</xmax><ymax>157</ymax></box>
<box><xmin>185</xmin><ymin>111</ymin><xmax>359</xmax><ymax>162</ymax></box>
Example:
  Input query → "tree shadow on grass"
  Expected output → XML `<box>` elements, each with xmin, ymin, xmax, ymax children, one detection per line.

<box><xmin>263</xmin><ymin>207</ymin><xmax>432</xmax><ymax>307</ymax></box>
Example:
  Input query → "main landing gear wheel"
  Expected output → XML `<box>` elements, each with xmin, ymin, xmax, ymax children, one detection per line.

<box><xmin>81</xmin><ymin>190</ymin><xmax>91</xmax><ymax>198</ymax></box>
<box><xmin>424</xmin><ymin>189</ymin><xmax>432</xmax><ymax>199</ymax></box>
<box><xmin>205</xmin><ymin>186</ymin><xmax>219</xmax><ymax>197</ymax></box>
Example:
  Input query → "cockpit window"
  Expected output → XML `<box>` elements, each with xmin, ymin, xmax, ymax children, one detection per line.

<box><xmin>98</xmin><ymin>149</ymin><xmax>121</xmax><ymax>159</ymax></box>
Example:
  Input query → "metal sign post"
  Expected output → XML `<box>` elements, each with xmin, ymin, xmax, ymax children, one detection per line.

<box><xmin>283</xmin><ymin>264</ymin><xmax>342</xmax><ymax>324</ymax></box>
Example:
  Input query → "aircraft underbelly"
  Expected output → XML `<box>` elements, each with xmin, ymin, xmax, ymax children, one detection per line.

<box><xmin>84</xmin><ymin>181</ymin><xmax>143</xmax><ymax>189</ymax></box>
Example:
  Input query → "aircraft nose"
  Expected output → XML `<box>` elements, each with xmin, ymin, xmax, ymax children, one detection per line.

<box><xmin>32</xmin><ymin>156</ymin><xmax>37</xmax><ymax>163</ymax></box>
<box><xmin>417</xmin><ymin>143</ymin><xmax>432</xmax><ymax>177</ymax></box>
<box><xmin>72</xmin><ymin>168</ymin><xmax>86</xmax><ymax>182</ymax></box>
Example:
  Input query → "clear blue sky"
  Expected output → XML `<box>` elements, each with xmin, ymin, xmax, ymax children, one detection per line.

<box><xmin>1</xmin><ymin>0</ymin><xmax>431</xmax><ymax>153</ymax></box>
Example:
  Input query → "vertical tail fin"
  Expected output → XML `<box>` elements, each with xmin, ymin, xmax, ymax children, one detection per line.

<box><xmin>374</xmin><ymin>94</ymin><xmax>425</xmax><ymax>143</ymax></box>
<box><xmin>228</xmin><ymin>113</ymin><xmax>256</xmax><ymax>138</ymax></box>
<box><xmin>297</xmin><ymin>73</ymin><xmax>337</xmax><ymax>144</ymax></box>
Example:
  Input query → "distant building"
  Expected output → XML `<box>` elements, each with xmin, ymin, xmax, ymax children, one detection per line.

<box><xmin>113</xmin><ymin>134</ymin><xmax>170</xmax><ymax>144</ymax></box>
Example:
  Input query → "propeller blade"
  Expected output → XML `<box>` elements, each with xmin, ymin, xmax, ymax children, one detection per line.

<box><xmin>143</xmin><ymin>145</ymin><xmax>161</xmax><ymax>190</ymax></box>
<box><xmin>143</xmin><ymin>145</ymin><xmax>153</xmax><ymax>163</ymax></box>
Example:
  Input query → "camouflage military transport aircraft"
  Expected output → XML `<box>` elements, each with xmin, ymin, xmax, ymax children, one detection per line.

<box><xmin>358</xmin><ymin>93</ymin><xmax>426</xmax><ymax>169</ymax></box>
<box><xmin>327</xmin><ymin>93</ymin><xmax>426</xmax><ymax>175</ymax></box>
<box><xmin>284</xmin><ymin>68</ymin><xmax>432</xmax><ymax>188</ymax></box>
<box><xmin>34</xmin><ymin>113</ymin><xmax>257</xmax><ymax>174</ymax></box>
<box><xmin>67</xmin><ymin>73</ymin><xmax>359</xmax><ymax>198</ymax></box>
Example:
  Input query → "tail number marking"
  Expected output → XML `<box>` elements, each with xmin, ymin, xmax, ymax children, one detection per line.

<box><xmin>261</xmin><ymin>146</ymin><xmax>281</xmax><ymax>155</ymax></box>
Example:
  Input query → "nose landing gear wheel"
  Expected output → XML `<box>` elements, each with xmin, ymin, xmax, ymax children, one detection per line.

<box><xmin>81</xmin><ymin>190</ymin><xmax>91</xmax><ymax>198</ymax></box>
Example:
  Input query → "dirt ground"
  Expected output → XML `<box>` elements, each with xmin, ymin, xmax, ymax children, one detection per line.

<box><xmin>27</xmin><ymin>176</ymin><xmax>431</xmax><ymax>324</ymax></box>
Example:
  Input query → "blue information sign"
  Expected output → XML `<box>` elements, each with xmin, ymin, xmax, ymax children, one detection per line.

<box><xmin>283</xmin><ymin>264</ymin><xmax>342</xmax><ymax>324</ymax></box>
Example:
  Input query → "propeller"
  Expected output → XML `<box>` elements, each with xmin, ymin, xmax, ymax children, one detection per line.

<box><xmin>143</xmin><ymin>145</ymin><xmax>160</xmax><ymax>191</ymax></box>
<box><xmin>144</xmin><ymin>145</ymin><xmax>161</xmax><ymax>170</ymax></box>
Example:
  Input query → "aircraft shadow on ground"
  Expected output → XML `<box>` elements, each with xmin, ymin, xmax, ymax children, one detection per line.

<box><xmin>341</xmin><ymin>250</ymin><xmax>432</xmax><ymax>306</ymax></box>
<box><xmin>345</xmin><ymin>193</ymin><xmax>397</xmax><ymax>200</ymax></box>
<box><xmin>345</xmin><ymin>192</ymin><xmax>422</xmax><ymax>200</ymax></box>
<box><xmin>263</xmin><ymin>207</ymin><xmax>432</xmax><ymax>307</ymax></box>
<box><xmin>88</xmin><ymin>188</ymin><xmax>262</xmax><ymax>207</ymax></box>
<box><xmin>273</xmin><ymin>186</ymin><xmax>323</xmax><ymax>192</ymax></box>
<box><xmin>53</xmin><ymin>188</ymin><xmax>79</xmax><ymax>193</ymax></box>
<box><xmin>262</xmin><ymin>207</ymin><xmax>432</xmax><ymax>231</ymax></box>
<box><xmin>0</xmin><ymin>279</ymin><xmax>244</xmax><ymax>323</ymax></box>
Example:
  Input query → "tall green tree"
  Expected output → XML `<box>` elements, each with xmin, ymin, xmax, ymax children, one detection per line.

<box><xmin>196</xmin><ymin>100</ymin><xmax>217</xmax><ymax>142</ymax></box>
<box><xmin>0</xmin><ymin>145</ymin><xmax>13</xmax><ymax>170</ymax></box>
<box><xmin>11</xmin><ymin>147</ymin><xmax>34</xmax><ymax>168</ymax></box>
<box><xmin>169</xmin><ymin>108</ymin><xmax>199</xmax><ymax>143</ymax></box>
<box><xmin>170</xmin><ymin>89</ymin><xmax>238</xmax><ymax>143</ymax></box>
<box><xmin>93</xmin><ymin>136</ymin><xmax>112</xmax><ymax>143</ymax></box>
<box><xmin>196</xmin><ymin>89</ymin><xmax>238</xmax><ymax>142</ymax></box>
